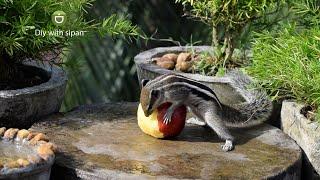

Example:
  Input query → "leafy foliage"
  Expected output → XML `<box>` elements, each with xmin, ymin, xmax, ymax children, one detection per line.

<box><xmin>292</xmin><ymin>0</ymin><xmax>320</xmax><ymax>28</ymax></box>
<box><xmin>0</xmin><ymin>0</ymin><xmax>142</xmax><ymax>82</ymax></box>
<box><xmin>62</xmin><ymin>0</ymin><xmax>210</xmax><ymax>111</ymax></box>
<box><xmin>248</xmin><ymin>26</ymin><xmax>320</xmax><ymax>121</ymax></box>
<box><xmin>248</xmin><ymin>0</ymin><xmax>320</xmax><ymax>121</ymax></box>
<box><xmin>192</xmin><ymin>48</ymin><xmax>251</xmax><ymax>76</ymax></box>
<box><xmin>175</xmin><ymin>0</ymin><xmax>286</xmax><ymax>66</ymax></box>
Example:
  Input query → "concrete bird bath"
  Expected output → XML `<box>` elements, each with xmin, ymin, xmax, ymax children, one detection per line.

<box><xmin>31</xmin><ymin>102</ymin><xmax>302</xmax><ymax>179</ymax></box>
<box><xmin>0</xmin><ymin>127</ymin><xmax>56</xmax><ymax>180</ymax></box>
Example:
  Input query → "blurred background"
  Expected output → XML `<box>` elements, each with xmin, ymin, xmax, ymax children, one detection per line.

<box><xmin>61</xmin><ymin>0</ymin><xmax>211</xmax><ymax>111</ymax></box>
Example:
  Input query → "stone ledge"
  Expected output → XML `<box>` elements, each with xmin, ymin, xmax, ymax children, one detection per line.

<box><xmin>31</xmin><ymin>102</ymin><xmax>301</xmax><ymax>179</ymax></box>
<box><xmin>281</xmin><ymin>100</ymin><xmax>320</xmax><ymax>175</ymax></box>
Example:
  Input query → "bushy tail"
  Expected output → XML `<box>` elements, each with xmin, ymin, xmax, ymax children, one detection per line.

<box><xmin>218</xmin><ymin>70</ymin><xmax>273</xmax><ymax>128</ymax></box>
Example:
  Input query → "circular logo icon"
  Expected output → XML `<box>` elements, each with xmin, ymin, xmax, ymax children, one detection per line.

<box><xmin>51</xmin><ymin>11</ymin><xmax>66</xmax><ymax>26</ymax></box>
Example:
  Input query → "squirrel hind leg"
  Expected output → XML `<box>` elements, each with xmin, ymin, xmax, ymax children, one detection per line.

<box><xmin>202</xmin><ymin>107</ymin><xmax>235</xmax><ymax>151</ymax></box>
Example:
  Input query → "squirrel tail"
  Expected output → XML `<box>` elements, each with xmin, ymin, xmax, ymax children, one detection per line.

<box><xmin>219</xmin><ymin>70</ymin><xmax>273</xmax><ymax>128</ymax></box>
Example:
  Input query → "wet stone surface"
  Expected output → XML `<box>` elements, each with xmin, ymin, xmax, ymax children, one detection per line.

<box><xmin>31</xmin><ymin>102</ymin><xmax>302</xmax><ymax>179</ymax></box>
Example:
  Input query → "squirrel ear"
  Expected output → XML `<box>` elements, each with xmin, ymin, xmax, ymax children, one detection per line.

<box><xmin>141</xmin><ymin>79</ymin><xmax>150</xmax><ymax>87</ymax></box>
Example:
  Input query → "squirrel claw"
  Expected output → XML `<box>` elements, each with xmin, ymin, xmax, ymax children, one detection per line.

<box><xmin>221</xmin><ymin>140</ymin><xmax>234</xmax><ymax>152</ymax></box>
<box><xmin>163</xmin><ymin>112</ymin><xmax>173</xmax><ymax>125</ymax></box>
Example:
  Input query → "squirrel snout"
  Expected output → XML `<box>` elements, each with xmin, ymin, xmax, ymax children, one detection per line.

<box><xmin>144</xmin><ymin>109</ymin><xmax>152</xmax><ymax>117</ymax></box>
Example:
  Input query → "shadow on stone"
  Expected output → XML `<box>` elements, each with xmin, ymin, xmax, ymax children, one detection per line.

<box><xmin>166</xmin><ymin>124</ymin><xmax>266</xmax><ymax>149</ymax></box>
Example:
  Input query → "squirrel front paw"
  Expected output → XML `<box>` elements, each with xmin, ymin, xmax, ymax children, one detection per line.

<box><xmin>163</xmin><ymin>103</ymin><xmax>182</xmax><ymax>125</ymax></box>
<box><xmin>163</xmin><ymin>111</ymin><xmax>173</xmax><ymax>125</ymax></box>
<box><xmin>221</xmin><ymin>139</ymin><xmax>234</xmax><ymax>152</ymax></box>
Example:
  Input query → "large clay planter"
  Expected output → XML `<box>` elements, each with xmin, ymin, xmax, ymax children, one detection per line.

<box><xmin>134</xmin><ymin>46</ymin><xmax>263</xmax><ymax>106</ymax></box>
<box><xmin>281</xmin><ymin>100</ymin><xmax>320</xmax><ymax>178</ymax></box>
<box><xmin>0</xmin><ymin>61</ymin><xmax>67</xmax><ymax>128</ymax></box>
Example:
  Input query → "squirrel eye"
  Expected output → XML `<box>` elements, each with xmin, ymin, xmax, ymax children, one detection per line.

<box><xmin>151</xmin><ymin>90</ymin><xmax>159</xmax><ymax>99</ymax></box>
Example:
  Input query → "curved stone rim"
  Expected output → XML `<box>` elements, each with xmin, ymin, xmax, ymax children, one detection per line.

<box><xmin>0</xmin><ymin>60</ymin><xmax>67</xmax><ymax>97</ymax></box>
<box><xmin>134</xmin><ymin>46</ymin><xmax>232</xmax><ymax>83</ymax></box>
<box><xmin>0</xmin><ymin>127</ymin><xmax>56</xmax><ymax>177</ymax></box>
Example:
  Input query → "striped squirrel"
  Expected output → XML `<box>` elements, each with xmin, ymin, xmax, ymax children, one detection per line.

<box><xmin>139</xmin><ymin>71</ymin><xmax>272</xmax><ymax>151</ymax></box>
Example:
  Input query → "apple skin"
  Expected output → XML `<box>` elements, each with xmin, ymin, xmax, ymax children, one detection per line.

<box><xmin>156</xmin><ymin>102</ymin><xmax>187</xmax><ymax>138</ymax></box>
<box><xmin>137</xmin><ymin>102</ymin><xmax>187</xmax><ymax>138</ymax></box>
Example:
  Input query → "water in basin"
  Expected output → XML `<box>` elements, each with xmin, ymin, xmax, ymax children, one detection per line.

<box><xmin>0</xmin><ymin>141</ymin><xmax>35</xmax><ymax>164</ymax></box>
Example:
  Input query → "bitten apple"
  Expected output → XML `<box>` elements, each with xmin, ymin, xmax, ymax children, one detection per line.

<box><xmin>137</xmin><ymin>102</ymin><xmax>187</xmax><ymax>138</ymax></box>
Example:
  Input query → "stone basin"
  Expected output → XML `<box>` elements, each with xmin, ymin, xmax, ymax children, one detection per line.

<box><xmin>0</xmin><ymin>128</ymin><xmax>56</xmax><ymax>180</ymax></box>
<box><xmin>31</xmin><ymin>102</ymin><xmax>302</xmax><ymax>179</ymax></box>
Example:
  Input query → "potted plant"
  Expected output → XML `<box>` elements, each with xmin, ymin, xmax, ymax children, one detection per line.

<box><xmin>0</xmin><ymin>0</ymin><xmax>141</xmax><ymax>128</ymax></box>
<box><xmin>134</xmin><ymin>0</ymin><xmax>285</xmax><ymax>106</ymax></box>
<box><xmin>247</xmin><ymin>0</ymin><xmax>320</xmax><ymax>176</ymax></box>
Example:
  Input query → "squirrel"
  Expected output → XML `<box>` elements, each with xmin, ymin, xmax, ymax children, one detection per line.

<box><xmin>139</xmin><ymin>71</ymin><xmax>272</xmax><ymax>151</ymax></box>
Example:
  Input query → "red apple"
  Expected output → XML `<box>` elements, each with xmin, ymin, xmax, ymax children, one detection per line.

<box><xmin>156</xmin><ymin>102</ymin><xmax>187</xmax><ymax>138</ymax></box>
<box><xmin>137</xmin><ymin>102</ymin><xmax>187</xmax><ymax>138</ymax></box>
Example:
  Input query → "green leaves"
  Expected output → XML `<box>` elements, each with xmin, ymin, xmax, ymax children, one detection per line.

<box><xmin>248</xmin><ymin>25</ymin><xmax>320</xmax><ymax>121</ymax></box>
<box><xmin>100</xmin><ymin>14</ymin><xmax>142</xmax><ymax>39</ymax></box>
<box><xmin>0</xmin><ymin>0</ymin><xmax>142</xmax><ymax>63</ymax></box>
<box><xmin>176</xmin><ymin>0</ymin><xmax>283</xmax><ymax>29</ymax></box>
<box><xmin>292</xmin><ymin>0</ymin><xmax>320</xmax><ymax>27</ymax></box>
<box><xmin>175</xmin><ymin>0</ymin><xmax>286</xmax><ymax>70</ymax></box>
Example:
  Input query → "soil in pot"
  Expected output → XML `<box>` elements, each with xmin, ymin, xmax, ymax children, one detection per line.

<box><xmin>300</xmin><ymin>105</ymin><xmax>317</xmax><ymax>121</ymax></box>
<box><xmin>0</xmin><ymin>64</ymin><xmax>50</xmax><ymax>90</ymax></box>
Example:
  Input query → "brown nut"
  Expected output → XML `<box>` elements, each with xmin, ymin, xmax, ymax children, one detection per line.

<box><xmin>156</xmin><ymin>57</ymin><xmax>175</xmax><ymax>70</ymax></box>
<box><xmin>17</xmin><ymin>159</ymin><xmax>30</xmax><ymax>167</ymax></box>
<box><xmin>30</xmin><ymin>133</ymin><xmax>49</xmax><ymax>145</ymax></box>
<box><xmin>162</xmin><ymin>53</ymin><xmax>178</xmax><ymax>63</ymax></box>
<box><xmin>176</xmin><ymin>53</ymin><xmax>193</xmax><ymax>72</ymax></box>
<box><xmin>17</xmin><ymin>129</ymin><xmax>30</xmax><ymax>140</ymax></box>
<box><xmin>4</xmin><ymin>128</ymin><xmax>19</xmax><ymax>140</ymax></box>
<box><xmin>176</xmin><ymin>61</ymin><xmax>193</xmax><ymax>72</ymax></box>
<box><xmin>0</xmin><ymin>162</ymin><xmax>3</xmax><ymax>169</ymax></box>
<box><xmin>0</xmin><ymin>127</ymin><xmax>6</xmax><ymax>136</ymax></box>
<box><xmin>37</xmin><ymin>144</ymin><xmax>54</xmax><ymax>161</ymax></box>
<box><xmin>176</xmin><ymin>53</ymin><xmax>192</xmax><ymax>64</ymax></box>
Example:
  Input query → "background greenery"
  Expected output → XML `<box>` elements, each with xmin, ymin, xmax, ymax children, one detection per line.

<box><xmin>62</xmin><ymin>0</ymin><xmax>210</xmax><ymax>111</ymax></box>
<box><xmin>0</xmin><ymin>0</ymin><xmax>140</xmax><ymax>84</ymax></box>
<box><xmin>62</xmin><ymin>0</ymin><xmax>320</xmax><ymax>117</ymax></box>
<box><xmin>248</xmin><ymin>26</ymin><xmax>320</xmax><ymax>120</ymax></box>
<box><xmin>248</xmin><ymin>0</ymin><xmax>320</xmax><ymax>121</ymax></box>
